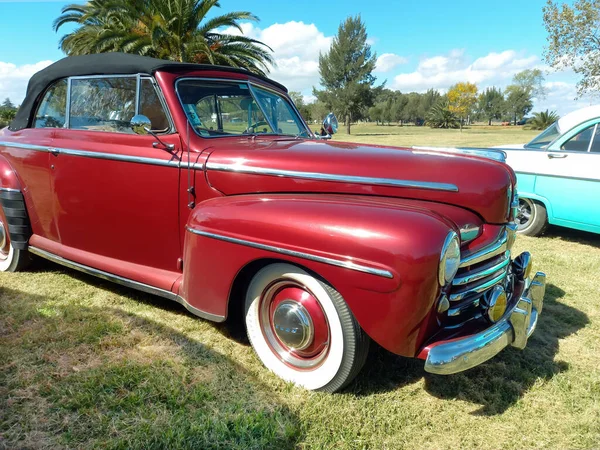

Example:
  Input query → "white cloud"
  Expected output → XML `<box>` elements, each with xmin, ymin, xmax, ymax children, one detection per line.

<box><xmin>223</xmin><ymin>21</ymin><xmax>333</xmax><ymax>94</ymax></box>
<box><xmin>535</xmin><ymin>81</ymin><xmax>596</xmax><ymax>116</ymax></box>
<box><xmin>0</xmin><ymin>60</ymin><xmax>54</xmax><ymax>105</ymax></box>
<box><xmin>391</xmin><ymin>49</ymin><xmax>541</xmax><ymax>93</ymax></box>
<box><xmin>375</xmin><ymin>53</ymin><xmax>407</xmax><ymax>73</ymax></box>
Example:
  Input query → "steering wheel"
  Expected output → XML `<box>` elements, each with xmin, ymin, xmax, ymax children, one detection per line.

<box><xmin>243</xmin><ymin>120</ymin><xmax>269</xmax><ymax>134</ymax></box>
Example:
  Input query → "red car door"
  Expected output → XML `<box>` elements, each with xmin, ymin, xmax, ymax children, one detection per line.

<box><xmin>47</xmin><ymin>76</ymin><xmax>182</xmax><ymax>290</ymax></box>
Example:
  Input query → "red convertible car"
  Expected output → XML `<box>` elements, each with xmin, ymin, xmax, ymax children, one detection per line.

<box><xmin>0</xmin><ymin>53</ymin><xmax>545</xmax><ymax>392</ymax></box>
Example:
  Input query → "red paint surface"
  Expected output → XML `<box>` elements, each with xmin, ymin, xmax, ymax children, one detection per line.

<box><xmin>0</xmin><ymin>68</ymin><xmax>516</xmax><ymax>357</ymax></box>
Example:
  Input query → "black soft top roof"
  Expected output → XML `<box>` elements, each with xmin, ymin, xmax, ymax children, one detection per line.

<box><xmin>10</xmin><ymin>52</ymin><xmax>286</xmax><ymax>131</ymax></box>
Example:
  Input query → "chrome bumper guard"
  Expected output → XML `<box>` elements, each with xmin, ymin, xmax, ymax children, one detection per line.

<box><xmin>424</xmin><ymin>269</ymin><xmax>546</xmax><ymax>375</ymax></box>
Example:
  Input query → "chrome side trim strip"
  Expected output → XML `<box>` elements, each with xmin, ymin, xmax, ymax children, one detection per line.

<box><xmin>459</xmin><ymin>230</ymin><xmax>508</xmax><ymax>268</ymax></box>
<box><xmin>55</xmin><ymin>147</ymin><xmax>181</xmax><ymax>168</ymax></box>
<box><xmin>515</xmin><ymin>170</ymin><xmax>600</xmax><ymax>183</ymax></box>
<box><xmin>0</xmin><ymin>141</ymin><xmax>49</xmax><ymax>152</ymax></box>
<box><xmin>206</xmin><ymin>162</ymin><xmax>459</xmax><ymax>192</ymax></box>
<box><xmin>0</xmin><ymin>141</ymin><xmax>194</xmax><ymax>169</ymax></box>
<box><xmin>186</xmin><ymin>227</ymin><xmax>394</xmax><ymax>279</ymax></box>
<box><xmin>0</xmin><ymin>187</ymin><xmax>20</xmax><ymax>193</ymax></box>
<box><xmin>28</xmin><ymin>246</ymin><xmax>225</xmax><ymax>323</ymax></box>
<box><xmin>29</xmin><ymin>246</ymin><xmax>178</xmax><ymax>299</ymax></box>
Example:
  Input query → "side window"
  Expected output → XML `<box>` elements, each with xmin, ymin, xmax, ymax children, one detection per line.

<box><xmin>561</xmin><ymin>125</ymin><xmax>595</xmax><ymax>152</ymax></box>
<box><xmin>34</xmin><ymin>79</ymin><xmax>67</xmax><ymax>128</ymax></box>
<box><xmin>590</xmin><ymin>125</ymin><xmax>600</xmax><ymax>153</ymax></box>
<box><xmin>140</xmin><ymin>78</ymin><xmax>170</xmax><ymax>133</ymax></box>
<box><xmin>69</xmin><ymin>77</ymin><xmax>136</xmax><ymax>133</ymax></box>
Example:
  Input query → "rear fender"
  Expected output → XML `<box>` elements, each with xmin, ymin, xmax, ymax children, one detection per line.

<box><xmin>0</xmin><ymin>155</ymin><xmax>30</xmax><ymax>249</ymax></box>
<box><xmin>181</xmin><ymin>194</ymin><xmax>454</xmax><ymax>356</ymax></box>
<box><xmin>0</xmin><ymin>154</ymin><xmax>22</xmax><ymax>191</ymax></box>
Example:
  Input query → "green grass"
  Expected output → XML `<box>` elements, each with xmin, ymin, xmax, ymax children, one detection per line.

<box><xmin>331</xmin><ymin>122</ymin><xmax>540</xmax><ymax>148</ymax></box>
<box><xmin>1</xmin><ymin>127</ymin><xmax>599</xmax><ymax>449</ymax></box>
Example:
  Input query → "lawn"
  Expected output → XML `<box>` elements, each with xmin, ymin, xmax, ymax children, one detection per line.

<box><xmin>331</xmin><ymin>122</ymin><xmax>540</xmax><ymax>147</ymax></box>
<box><xmin>1</xmin><ymin>127</ymin><xmax>599</xmax><ymax>449</ymax></box>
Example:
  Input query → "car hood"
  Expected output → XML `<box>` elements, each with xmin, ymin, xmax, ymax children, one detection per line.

<box><xmin>204</xmin><ymin>139</ymin><xmax>513</xmax><ymax>224</ymax></box>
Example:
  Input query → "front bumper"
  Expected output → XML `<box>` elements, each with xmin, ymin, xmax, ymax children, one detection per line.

<box><xmin>424</xmin><ymin>270</ymin><xmax>546</xmax><ymax>375</ymax></box>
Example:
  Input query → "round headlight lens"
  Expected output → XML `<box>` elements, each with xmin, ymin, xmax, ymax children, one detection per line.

<box><xmin>439</xmin><ymin>232</ymin><xmax>461</xmax><ymax>286</ymax></box>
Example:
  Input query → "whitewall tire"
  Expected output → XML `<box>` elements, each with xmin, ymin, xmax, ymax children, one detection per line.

<box><xmin>245</xmin><ymin>263</ymin><xmax>369</xmax><ymax>393</ymax></box>
<box><xmin>516</xmin><ymin>198</ymin><xmax>548</xmax><ymax>237</ymax></box>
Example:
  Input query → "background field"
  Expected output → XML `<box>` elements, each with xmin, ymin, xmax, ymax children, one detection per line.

<box><xmin>331</xmin><ymin>123</ymin><xmax>540</xmax><ymax>147</ymax></box>
<box><xmin>1</xmin><ymin>126</ymin><xmax>599</xmax><ymax>449</ymax></box>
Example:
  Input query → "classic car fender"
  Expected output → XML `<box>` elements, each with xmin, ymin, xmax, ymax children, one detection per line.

<box><xmin>180</xmin><ymin>193</ymin><xmax>456</xmax><ymax>356</ymax></box>
<box><xmin>0</xmin><ymin>154</ymin><xmax>30</xmax><ymax>250</ymax></box>
<box><xmin>0</xmin><ymin>154</ymin><xmax>22</xmax><ymax>191</ymax></box>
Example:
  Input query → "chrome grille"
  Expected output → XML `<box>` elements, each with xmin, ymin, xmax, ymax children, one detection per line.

<box><xmin>444</xmin><ymin>229</ymin><xmax>511</xmax><ymax>327</ymax></box>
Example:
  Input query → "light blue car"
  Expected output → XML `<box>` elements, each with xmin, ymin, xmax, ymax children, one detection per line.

<box><xmin>497</xmin><ymin>105</ymin><xmax>600</xmax><ymax>236</ymax></box>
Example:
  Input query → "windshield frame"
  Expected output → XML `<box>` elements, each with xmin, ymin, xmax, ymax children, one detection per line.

<box><xmin>175</xmin><ymin>77</ymin><xmax>312</xmax><ymax>139</ymax></box>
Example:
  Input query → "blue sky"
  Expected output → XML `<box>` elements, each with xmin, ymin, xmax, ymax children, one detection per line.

<box><xmin>0</xmin><ymin>0</ymin><xmax>590</xmax><ymax>114</ymax></box>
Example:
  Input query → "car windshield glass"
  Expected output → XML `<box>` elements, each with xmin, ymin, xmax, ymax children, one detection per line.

<box><xmin>177</xmin><ymin>79</ymin><xmax>309</xmax><ymax>138</ymax></box>
<box><xmin>525</xmin><ymin>122</ymin><xmax>560</xmax><ymax>149</ymax></box>
<box><xmin>251</xmin><ymin>85</ymin><xmax>310</xmax><ymax>137</ymax></box>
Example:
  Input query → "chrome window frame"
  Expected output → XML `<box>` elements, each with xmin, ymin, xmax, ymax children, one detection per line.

<box><xmin>174</xmin><ymin>77</ymin><xmax>312</xmax><ymax>139</ymax></box>
<box><xmin>32</xmin><ymin>73</ymin><xmax>175</xmax><ymax>135</ymax></box>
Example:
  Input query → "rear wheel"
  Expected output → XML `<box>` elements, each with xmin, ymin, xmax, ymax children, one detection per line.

<box><xmin>516</xmin><ymin>198</ymin><xmax>548</xmax><ymax>237</ymax></box>
<box><xmin>245</xmin><ymin>263</ymin><xmax>369</xmax><ymax>392</ymax></box>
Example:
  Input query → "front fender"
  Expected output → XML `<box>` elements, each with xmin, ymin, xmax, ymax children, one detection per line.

<box><xmin>181</xmin><ymin>193</ymin><xmax>455</xmax><ymax>356</ymax></box>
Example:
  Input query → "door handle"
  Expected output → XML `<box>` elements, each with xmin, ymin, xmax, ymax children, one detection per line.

<box><xmin>48</xmin><ymin>147</ymin><xmax>60</xmax><ymax>156</ymax></box>
<box><xmin>547</xmin><ymin>153</ymin><xmax>567</xmax><ymax>159</ymax></box>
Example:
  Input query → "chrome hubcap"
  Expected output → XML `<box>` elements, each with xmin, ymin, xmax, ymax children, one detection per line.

<box><xmin>259</xmin><ymin>281</ymin><xmax>330</xmax><ymax>370</ymax></box>
<box><xmin>272</xmin><ymin>300</ymin><xmax>314</xmax><ymax>350</ymax></box>
<box><xmin>516</xmin><ymin>198</ymin><xmax>534</xmax><ymax>230</ymax></box>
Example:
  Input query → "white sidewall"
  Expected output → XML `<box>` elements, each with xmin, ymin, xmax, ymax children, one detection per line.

<box><xmin>0</xmin><ymin>244</ymin><xmax>14</xmax><ymax>272</ymax></box>
<box><xmin>245</xmin><ymin>264</ymin><xmax>344</xmax><ymax>391</ymax></box>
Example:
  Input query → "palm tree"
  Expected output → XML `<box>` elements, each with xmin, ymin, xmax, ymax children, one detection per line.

<box><xmin>53</xmin><ymin>0</ymin><xmax>274</xmax><ymax>75</ymax></box>
<box><xmin>528</xmin><ymin>110</ymin><xmax>560</xmax><ymax>130</ymax></box>
<box><xmin>426</xmin><ymin>102</ymin><xmax>460</xmax><ymax>129</ymax></box>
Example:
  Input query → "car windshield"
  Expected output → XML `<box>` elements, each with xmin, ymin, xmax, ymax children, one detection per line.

<box><xmin>177</xmin><ymin>79</ymin><xmax>310</xmax><ymax>138</ymax></box>
<box><xmin>525</xmin><ymin>122</ymin><xmax>560</xmax><ymax>149</ymax></box>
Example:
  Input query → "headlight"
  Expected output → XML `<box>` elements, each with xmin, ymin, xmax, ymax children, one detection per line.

<box><xmin>439</xmin><ymin>232</ymin><xmax>461</xmax><ymax>286</ymax></box>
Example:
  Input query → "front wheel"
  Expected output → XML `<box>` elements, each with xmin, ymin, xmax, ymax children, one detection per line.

<box><xmin>245</xmin><ymin>263</ymin><xmax>369</xmax><ymax>392</ymax></box>
<box><xmin>516</xmin><ymin>198</ymin><xmax>548</xmax><ymax>237</ymax></box>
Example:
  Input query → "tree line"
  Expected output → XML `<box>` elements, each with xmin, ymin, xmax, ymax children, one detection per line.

<box><xmin>0</xmin><ymin>98</ymin><xmax>17</xmax><ymax>129</ymax></box>
<box><xmin>309</xmin><ymin>15</ymin><xmax>551</xmax><ymax>133</ymax></box>
<box><xmin>4</xmin><ymin>0</ymin><xmax>596</xmax><ymax>134</ymax></box>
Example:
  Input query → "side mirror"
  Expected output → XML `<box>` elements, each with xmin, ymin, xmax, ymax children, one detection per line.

<box><xmin>130</xmin><ymin>114</ymin><xmax>175</xmax><ymax>151</ymax></box>
<box><xmin>130</xmin><ymin>114</ymin><xmax>152</xmax><ymax>135</ymax></box>
<box><xmin>323</xmin><ymin>113</ymin><xmax>338</xmax><ymax>135</ymax></box>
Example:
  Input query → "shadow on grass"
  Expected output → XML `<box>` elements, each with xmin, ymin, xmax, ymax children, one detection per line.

<box><xmin>0</xmin><ymin>283</ymin><xmax>302</xmax><ymax>449</ymax></box>
<box><xmin>22</xmin><ymin>258</ymin><xmax>589</xmax><ymax>417</ymax></box>
<box><xmin>348</xmin><ymin>283</ymin><xmax>588</xmax><ymax>415</ymax></box>
<box><xmin>543</xmin><ymin>225</ymin><xmax>600</xmax><ymax>247</ymax></box>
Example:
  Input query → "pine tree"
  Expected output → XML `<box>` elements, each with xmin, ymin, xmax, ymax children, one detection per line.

<box><xmin>313</xmin><ymin>15</ymin><xmax>378</xmax><ymax>134</ymax></box>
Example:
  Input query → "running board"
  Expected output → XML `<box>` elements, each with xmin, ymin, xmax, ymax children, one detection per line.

<box><xmin>28</xmin><ymin>246</ymin><xmax>225</xmax><ymax>323</ymax></box>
